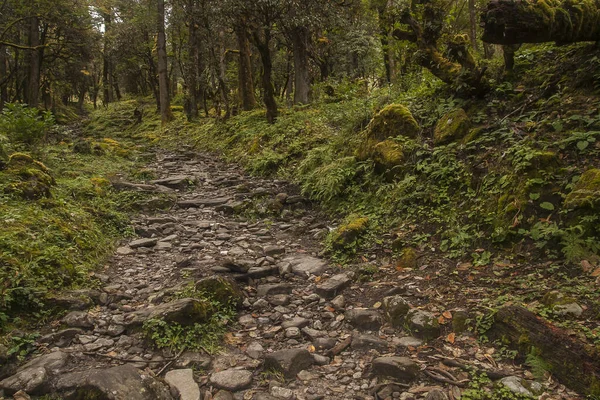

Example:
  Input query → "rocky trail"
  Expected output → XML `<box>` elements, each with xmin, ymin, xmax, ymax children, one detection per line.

<box><xmin>0</xmin><ymin>150</ymin><xmax>579</xmax><ymax>400</ymax></box>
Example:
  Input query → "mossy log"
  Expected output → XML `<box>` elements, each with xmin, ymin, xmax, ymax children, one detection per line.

<box><xmin>489</xmin><ymin>306</ymin><xmax>600</xmax><ymax>396</ymax></box>
<box><xmin>482</xmin><ymin>0</ymin><xmax>600</xmax><ymax>45</ymax></box>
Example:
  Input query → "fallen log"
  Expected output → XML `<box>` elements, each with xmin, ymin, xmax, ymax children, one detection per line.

<box><xmin>488</xmin><ymin>305</ymin><xmax>600</xmax><ymax>396</ymax></box>
<box><xmin>482</xmin><ymin>0</ymin><xmax>600</xmax><ymax>45</ymax></box>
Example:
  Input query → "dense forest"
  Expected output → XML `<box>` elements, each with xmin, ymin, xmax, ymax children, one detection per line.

<box><xmin>1</xmin><ymin>0</ymin><xmax>600</xmax><ymax>399</ymax></box>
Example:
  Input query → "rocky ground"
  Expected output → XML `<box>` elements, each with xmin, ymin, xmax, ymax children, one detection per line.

<box><xmin>0</xmin><ymin>150</ymin><xmax>582</xmax><ymax>400</ymax></box>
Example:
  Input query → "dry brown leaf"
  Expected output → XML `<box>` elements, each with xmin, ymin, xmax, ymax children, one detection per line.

<box><xmin>591</xmin><ymin>268</ymin><xmax>600</xmax><ymax>277</ymax></box>
<box><xmin>446</xmin><ymin>332</ymin><xmax>456</xmax><ymax>344</ymax></box>
<box><xmin>443</xmin><ymin>311</ymin><xmax>453</xmax><ymax>319</ymax></box>
<box><xmin>438</xmin><ymin>315</ymin><xmax>446</xmax><ymax>324</ymax></box>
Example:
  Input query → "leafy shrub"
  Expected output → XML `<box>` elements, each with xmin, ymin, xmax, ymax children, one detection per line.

<box><xmin>0</xmin><ymin>103</ymin><xmax>55</xmax><ymax>146</ymax></box>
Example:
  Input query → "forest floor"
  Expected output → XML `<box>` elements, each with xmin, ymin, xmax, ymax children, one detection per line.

<box><xmin>0</xmin><ymin>142</ymin><xmax>584</xmax><ymax>400</ymax></box>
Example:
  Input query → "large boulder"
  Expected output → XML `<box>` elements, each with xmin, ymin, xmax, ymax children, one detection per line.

<box><xmin>356</xmin><ymin>104</ymin><xmax>420</xmax><ymax>169</ymax></box>
<box><xmin>433</xmin><ymin>109</ymin><xmax>471</xmax><ymax>145</ymax></box>
<box><xmin>1</xmin><ymin>153</ymin><xmax>55</xmax><ymax>200</ymax></box>
<box><xmin>0</xmin><ymin>351</ymin><xmax>70</xmax><ymax>395</ymax></box>
<box><xmin>55</xmin><ymin>364</ymin><xmax>174</xmax><ymax>399</ymax></box>
<box><xmin>564</xmin><ymin>169</ymin><xmax>600</xmax><ymax>209</ymax></box>
<box><xmin>195</xmin><ymin>276</ymin><xmax>244</xmax><ymax>309</ymax></box>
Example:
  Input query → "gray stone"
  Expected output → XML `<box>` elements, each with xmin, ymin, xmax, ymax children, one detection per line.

<box><xmin>177</xmin><ymin>197</ymin><xmax>233</xmax><ymax>208</ymax></box>
<box><xmin>264</xmin><ymin>245</ymin><xmax>286</xmax><ymax>257</ymax></box>
<box><xmin>270</xmin><ymin>386</ymin><xmax>295</xmax><ymax>400</ymax></box>
<box><xmin>264</xmin><ymin>349</ymin><xmax>314</xmax><ymax>379</ymax></box>
<box><xmin>246</xmin><ymin>342</ymin><xmax>264</xmax><ymax>359</ymax></box>
<box><xmin>209</xmin><ymin>369</ymin><xmax>253</xmax><ymax>391</ymax></box>
<box><xmin>372</xmin><ymin>356</ymin><xmax>419</xmax><ymax>382</ymax></box>
<box><xmin>173</xmin><ymin>351</ymin><xmax>212</xmax><ymax>370</ymax></box>
<box><xmin>345</xmin><ymin>309</ymin><xmax>383</xmax><ymax>331</ymax></box>
<box><xmin>44</xmin><ymin>292</ymin><xmax>93</xmax><ymax>311</ymax></box>
<box><xmin>257</xmin><ymin>284</ymin><xmax>293</xmax><ymax>297</ymax></box>
<box><xmin>281</xmin><ymin>317</ymin><xmax>310</xmax><ymax>329</ymax></box>
<box><xmin>124</xmin><ymin>298</ymin><xmax>209</xmax><ymax>327</ymax></box>
<box><xmin>55</xmin><ymin>364</ymin><xmax>173</xmax><ymax>399</ymax></box>
<box><xmin>116</xmin><ymin>246</ymin><xmax>135</xmax><ymax>255</ymax></box>
<box><xmin>554</xmin><ymin>302</ymin><xmax>583</xmax><ymax>317</ymax></box>
<box><xmin>351</xmin><ymin>333</ymin><xmax>389</xmax><ymax>352</ymax></box>
<box><xmin>301</xmin><ymin>327</ymin><xmax>325</xmax><ymax>341</ymax></box>
<box><xmin>62</xmin><ymin>311</ymin><xmax>94</xmax><ymax>329</ymax></box>
<box><xmin>214</xmin><ymin>390</ymin><xmax>235</xmax><ymax>400</ymax></box>
<box><xmin>285</xmin><ymin>327</ymin><xmax>301</xmax><ymax>338</ymax></box>
<box><xmin>382</xmin><ymin>295</ymin><xmax>410</xmax><ymax>327</ymax></box>
<box><xmin>406</xmin><ymin>309</ymin><xmax>440</xmax><ymax>340</ymax></box>
<box><xmin>150</xmin><ymin>175</ymin><xmax>195</xmax><ymax>189</ymax></box>
<box><xmin>130</xmin><ymin>238</ymin><xmax>158</xmax><ymax>248</ymax></box>
<box><xmin>500</xmin><ymin>376</ymin><xmax>543</xmax><ymax>397</ymax></box>
<box><xmin>315</xmin><ymin>274</ymin><xmax>352</xmax><ymax>299</ymax></box>
<box><xmin>286</xmin><ymin>256</ymin><xmax>327</xmax><ymax>277</ymax></box>
<box><xmin>312</xmin><ymin>354</ymin><xmax>330</xmax><ymax>366</ymax></box>
<box><xmin>165</xmin><ymin>369</ymin><xmax>200</xmax><ymax>400</ymax></box>
<box><xmin>269</xmin><ymin>295</ymin><xmax>290</xmax><ymax>306</ymax></box>
<box><xmin>38</xmin><ymin>328</ymin><xmax>82</xmax><ymax>348</ymax></box>
<box><xmin>330</xmin><ymin>295</ymin><xmax>345</xmax><ymax>310</ymax></box>
<box><xmin>0</xmin><ymin>351</ymin><xmax>70</xmax><ymax>395</ymax></box>
<box><xmin>394</xmin><ymin>336</ymin><xmax>423</xmax><ymax>348</ymax></box>
<box><xmin>313</xmin><ymin>337</ymin><xmax>336</xmax><ymax>351</ymax></box>
<box><xmin>425</xmin><ymin>389</ymin><xmax>448</xmax><ymax>400</ymax></box>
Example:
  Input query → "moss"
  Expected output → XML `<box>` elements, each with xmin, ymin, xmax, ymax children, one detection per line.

<box><xmin>367</xmin><ymin>104</ymin><xmax>420</xmax><ymax>141</ymax></box>
<box><xmin>371</xmin><ymin>140</ymin><xmax>406</xmax><ymax>169</ymax></box>
<box><xmin>564</xmin><ymin>169</ymin><xmax>600</xmax><ymax>209</ymax></box>
<box><xmin>433</xmin><ymin>108</ymin><xmax>471</xmax><ymax>145</ymax></box>
<box><xmin>195</xmin><ymin>276</ymin><xmax>243</xmax><ymax>309</ymax></box>
<box><xmin>330</xmin><ymin>216</ymin><xmax>369</xmax><ymax>250</ymax></box>
<box><xmin>2</xmin><ymin>153</ymin><xmax>56</xmax><ymax>200</ymax></box>
<box><xmin>462</xmin><ymin>127</ymin><xmax>484</xmax><ymax>144</ymax></box>
<box><xmin>397</xmin><ymin>247</ymin><xmax>418</xmax><ymax>269</ymax></box>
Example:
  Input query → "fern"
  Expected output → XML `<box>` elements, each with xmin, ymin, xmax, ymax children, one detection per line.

<box><xmin>525</xmin><ymin>349</ymin><xmax>551</xmax><ymax>379</ymax></box>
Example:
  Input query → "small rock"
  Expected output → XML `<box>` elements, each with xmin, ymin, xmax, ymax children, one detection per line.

<box><xmin>165</xmin><ymin>369</ymin><xmax>200</xmax><ymax>400</ymax></box>
<box><xmin>287</xmin><ymin>256</ymin><xmax>327</xmax><ymax>277</ymax></box>
<box><xmin>382</xmin><ymin>295</ymin><xmax>410</xmax><ymax>327</ymax></box>
<box><xmin>257</xmin><ymin>283</ymin><xmax>293</xmax><ymax>297</ymax></box>
<box><xmin>351</xmin><ymin>333</ymin><xmax>389</xmax><ymax>352</ymax></box>
<box><xmin>209</xmin><ymin>369</ymin><xmax>253</xmax><ymax>391</ymax></box>
<box><xmin>372</xmin><ymin>356</ymin><xmax>419</xmax><ymax>382</ymax></box>
<box><xmin>315</xmin><ymin>274</ymin><xmax>352</xmax><ymax>299</ymax></box>
<box><xmin>246</xmin><ymin>342</ymin><xmax>264</xmax><ymax>359</ymax></box>
<box><xmin>124</xmin><ymin>298</ymin><xmax>210</xmax><ymax>327</ymax></box>
<box><xmin>264</xmin><ymin>245</ymin><xmax>285</xmax><ymax>257</ymax></box>
<box><xmin>213</xmin><ymin>390</ymin><xmax>234</xmax><ymax>400</ymax></box>
<box><xmin>424</xmin><ymin>389</ymin><xmax>448</xmax><ymax>400</ymax></box>
<box><xmin>281</xmin><ymin>317</ymin><xmax>310</xmax><ymax>329</ymax></box>
<box><xmin>129</xmin><ymin>238</ymin><xmax>158</xmax><ymax>248</ymax></box>
<box><xmin>331</xmin><ymin>295</ymin><xmax>345</xmax><ymax>310</ymax></box>
<box><xmin>345</xmin><ymin>309</ymin><xmax>383</xmax><ymax>331</ymax></box>
<box><xmin>406</xmin><ymin>309</ymin><xmax>440</xmax><ymax>340</ymax></box>
<box><xmin>117</xmin><ymin>246</ymin><xmax>135</xmax><ymax>255</ymax></box>
<box><xmin>62</xmin><ymin>311</ymin><xmax>94</xmax><ymax>329</ymax></box>
<box><xmin>270</xmin><ymin>386</ymin><xmax>295</xmax><ymax>400</ymax></box>
<box><xmin>264</xmin><ymin>348</ymin><xmax>314</xmax><ymax>379</ymax></box>
<box><xmin>500</xmin><ymin>376</ymin><xmax>543</xmax><ymax>397</ymax></box>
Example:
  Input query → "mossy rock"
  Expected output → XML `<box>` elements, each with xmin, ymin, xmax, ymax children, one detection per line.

<box><xmin>370</xmin><ymin>140</ymin><xmax>406</xmax><ymax>169</ymax></box>
<box><xmin>397</xmin><ymin>247</ymin><xmax>418</xmax><ymax>269</ymax></box>
<box><xmin>368</xmin><ymin>104</ymin><xmax>420</xmax><ymax>141</ymax></box>
<box><xmin>0</xmin><ymin>143</ymin><xmax>8</xmax><ymax>169</ymax></box>
<box><xmin>564</xmin><ymin>169</ymin><xmax>600</xmax><ymax>209</ymax></box>
<box><xmin>330</xmin><ymin>216</ymin><xmax>369</xmax><ymax>250</ymax></box>
<box><xmin>2</xmin><ymin>153</ymin><xmax>55</xmax><ymax>200</ymax></box>
<box><xmin>434</xmin><ymin>108</ymin><xmax>471</xmax><ymax>145</ymax></box>
<box><xmin>72</xmin><ymin>139</ymin><xmax>93</xmax><ymax>154</ymax></box>
<box><xmin>356</xmin><ymin>104</ymin><xmax>419</xmax><ymax>166</ymax></box>
<box><xmin>195</xmin><ymin>276</ymin><xmax>243</xmax><ymax>309</ymax></box>
<box><xmin>462</xmin><ymin>127</ymin><xmax>484</xmax><ymax>144</ymax></box>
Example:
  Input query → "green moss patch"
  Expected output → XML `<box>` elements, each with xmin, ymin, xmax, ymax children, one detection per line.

<box><xmin>434</xmin><ymin>108</ymin><xmax>471</xmax><ymax>145</ymax></box>
<box><xmin>564</xmin><ymin>169</ymin><xmax>600</xmax><ymax>209</ymax></box>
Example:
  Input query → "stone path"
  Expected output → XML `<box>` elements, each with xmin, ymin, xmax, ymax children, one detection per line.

<box><xmin>0</xmin><ymin>151</ymin><xmax>574</xmax><ymax>399</ymax></box>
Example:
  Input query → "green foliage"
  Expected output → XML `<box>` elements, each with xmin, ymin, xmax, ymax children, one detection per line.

<box><xmin>0</xmin><ymin>104</ymin><xmax>55</xmax><ymax>147</ymax></box>
<box><xmin>461</xmin><ymin>373</ymin><xmax>535</xmax><ymax>400</ymax></box>
<box><xmin>5</xmin><ymin>332</ymin><xmax>40</xmax><ymax>360</ymax></box>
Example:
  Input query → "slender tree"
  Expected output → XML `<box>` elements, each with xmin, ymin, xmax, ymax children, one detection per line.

<box><xmin>157</xmin><ymin>0</ymin><xmax>173</xmax><ymax>123</ymax></box>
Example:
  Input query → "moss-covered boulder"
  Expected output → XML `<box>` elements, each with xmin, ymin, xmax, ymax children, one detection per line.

<box><xmin>397</xmin><ymin>247</ymin><xmax>418</xmax><ymax>269</ymax></box>
<box><xmin>434</xmin><ymin>108</ymin><xmax>471</xmax><ymax>145</ymax></box>
<box><xmin>195</xmin><ymin>276</ymin><xmax>244</xmax><ymax>309</ymax></box>
<box><xmin>406</xmin><ymin>309</ymin><xmax>441</xmax><ymax>340</ymax></box>
<box><xmin>542</xmin><ymin>291</ymin><xmax>583</xmax><ymax>317</ymax></box>
<box><xmin>330</xmin><ymin>216</ymin><xmax>369</xmax><ymax>250</ymax></box>
<box><xmin>356</xmin><ymin>104</ymin><xmax>420</xmax><ymax>169</ymax></box>
<box><xmin>1</xmin><ymin>153</ymin><xmax>55</xmax><ymax>200</ymax></box>
<box><xmin>564</xmin><ymin>169</ymin><xmax>600</xmax><ymax>209</ymax></box>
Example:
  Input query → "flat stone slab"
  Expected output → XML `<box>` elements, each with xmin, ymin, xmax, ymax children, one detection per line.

<box><xmin>372</xmin><ymin>356</ymin><xmax>419</xmax><ymax>382</ymax></box>
<box><xmin>177</xmin><ymin>197</ymin><xmax>232</xmax><ymax>208</ymax></box>
<box><xmin>165</xmin><ymin>369</ymin><xmax>200</xmax><ymax>400</ymax></box>
<box><xmin>124</xmin><ymin>298</ymin><xmax>209</xmax><ymax>327</ymax></box>
<box><xmin>256</xmin><ymin>283</ymin><xmax>293</xmax><ymax>297</ymax></box>
<box><xmin>209</xmin><ymin>369</ymin><xmax>253</xmax><ymax>391</ymax></box>
<box><xmin>316</xmin><ymin>273</ymin><xmax>352</xmax><ymax>299</ymax></box>
<box><xmin>263</xmin><ymin>348</ymin><xmax>314</xmax><ymax>379</ymax></box>
<box><xmin>286</xmin><ymin>255</ymin><xmax>327</xmax><ymax>277</ymax></box>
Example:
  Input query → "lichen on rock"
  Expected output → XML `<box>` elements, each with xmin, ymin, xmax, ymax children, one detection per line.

<box><xmin>564</xmin><ymin>169</ymin><xmax>600</xmax><ymax>209</ymax></box>
<box><xmin>1</xmin><ymin>152</ymin><xmax>56</xmax><ymax>200</ymax></box>
<box><xmin>330</xmin><ymin>216</ymin><xmax>369</xmax><ymax>250</ymax></box>
<box><xmin>433</xmin><ymin>108</ymin><xmax>471</xmax><ymax>145</ymax></box>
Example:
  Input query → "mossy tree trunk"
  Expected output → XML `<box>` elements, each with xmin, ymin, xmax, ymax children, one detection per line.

<box><xmin>482</xmin><ymin>0</ymin><xmax>600</xmax><ymax>45</ymax></box>
<box><xmin>391</xmin><ymin>0</ymin><xmax>486</xmax><ymax>95</ymax></box>
<box><xmin>489</xmin><ymin>306</ymin><xmax>600</xmax><ymax>397</ymax></box>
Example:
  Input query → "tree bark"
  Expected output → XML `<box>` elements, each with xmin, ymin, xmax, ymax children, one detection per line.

<box><xmin>102</xmin><ymin>11</ymin><xmax>112</xmax><ymax>106</ymax></box>
<box><xmin>292</xmin><ymin>26</ymin><xmax>310</xmax><ymax>104</ymax></box>
<box><xmin>26</xmin><ymin>16</ymin><xmax>40</xmax><ymax>108</ymax></box>
<box><xmin>157</xmin><ymin>0</ymin><xmax>173</xmax><ymax>123</ymax></box>
<box><xmin>468</xmin><ymin>0</ymin><xmax>478</xmax><ymax>52</ymax></box>
<box><xmin>184</xmin><ymin>8</ymin><xmax>199</xmax><ymax>121</ymax></box>
<box><xmin>217</xmin><ymin>30</ymin><xmax>230</xmax><ymax>119</ymax></box>
<box><xmin>252</xmin><ymin>28</ymin><xmax>278</xmax><ymax>124</ymax></box>
<box><xmin>235</xmin><ymin>23</ymin><xmax>257</xmax><ymax>111</ymax></box>
<box><xmin>482</xmin><ymin>0</ymin><xmax>600</xmax><ymax>45</ymax></box>
<box><xmin>0</xmin><ymin>45</ymin><xmax>7</xmax><ymax>110</ymax></box>
<box><xmin>489</xmin><ymin>306</ymin><xmax>600</xmax><ymax>397</ymax></box>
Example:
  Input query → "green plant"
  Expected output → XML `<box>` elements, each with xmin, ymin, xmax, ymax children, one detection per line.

<box><xmin>6</xmin><ymin>332</ymin><xmax>39</xmax><ymax>360</ymax></box>
<box><xmin>0</xmin><ymin>103</ymin><xmax>55</xmax><ymax>146</ymax></box>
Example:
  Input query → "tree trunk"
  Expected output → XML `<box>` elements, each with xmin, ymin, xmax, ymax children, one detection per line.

<box><xmin>468</xmin><ymin>0</ymin><xmax>478</xmax><ymax>52</ymax></box>
<box><xmin>26</xmin><ymin>16</ymin><xmax>40</xmax><ymax>108</ymax></box>
<box><xmin>292</xmin><ymin>26</ymin><xmax>311</xmax><ymax>104</ymax></box>
<box><xmin>235</xmin><ymin>23</ymin><xmax>257</xmax><ymax>111</ymax></box>
<box><xmin>184</xmin><ymin>6</ymin><xmax>199</xmax><ymax>121</ymax></box>
<box><xmin>102</xmin><ymin>12</ymin><xmax>112</xmax><ymax>106</ymax></box>
<box><xmin>252</xmin><ymin>28</ymin><xmax>278</xmax><ymax>124</ymax></box>
<box><xmin>503</xmin><ymin>44</ymin><xmax>521</xmax><ymax>71</ymax></box>
<box><xmin>157</xmin><ymin>0</ymin><xmax>173</xmax><ymax>124</ymax></box>
<box><xmin>218</xmin><ymin>30</ymin><xmax>230</xmax><ymax>119</ymax></box>
<box><xmin>482</xmin><ymin>0</ymin><xmax>600</xmax><ymax>45</ymax></box>
<box><xmin>489</xmin><ymin>306</ymin><xmax>600</xmax><ymax>397</ymax></box>
<box><xmin>0</xmin><ymin>45</ymin><xmax>7</xmax><ymax>110</ymax></box>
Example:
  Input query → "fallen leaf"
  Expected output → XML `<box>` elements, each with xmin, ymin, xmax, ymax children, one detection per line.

<box><xmin>446</xmin><ymin>333</ymin><xmax>456</xmax><ymax>344</ymax></box>
<box><xmin>307</xmin><ymin>345</ymin><xmax>316</xmax><ymax>353</ymax></box>
<box><xmin>373</xmin><ymin>301</ymin><xmax>382</xmax><ymax>309</ymax></box>
<box><xmin>438</xmin><ymin>315</ymin><xmax>446</xmax><ymax>324</ymax></box>
<box><xmin>581</xmin><ymin>259</ymin><xmax>594</xmax><ymax>272</ymax></box>
<box><xmin>443</xmin><ymin>311</ymin><xmax>453</xmax><ymax>319</ymax></box>
<box><xmin>314</xmin><ymin>276</ymin><xmax>322</xmax><ymax>283</ymax></box>
<box><xmin>591</xmin><ymin>268</ymin><xmax>600</xmax><ymax>277</ymax></box>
